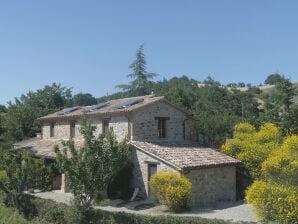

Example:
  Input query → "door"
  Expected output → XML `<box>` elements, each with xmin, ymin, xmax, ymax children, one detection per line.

<box><xmin>148</xmin><ymin>163</ymin><xmax>157</xmax><ymax>196</ymax></box>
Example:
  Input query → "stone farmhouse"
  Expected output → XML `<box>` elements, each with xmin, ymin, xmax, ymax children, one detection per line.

<box><xmin>14</xmin><ymin>95</ymin><xmax>240</xmax><ymax>206</ymax></box>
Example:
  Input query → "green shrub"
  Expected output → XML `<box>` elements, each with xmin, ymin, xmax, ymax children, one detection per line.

<box><xmin>149</xmin><ymin>171</ymin><xmax>192</xmax><ymax>212</ymax></box>
<box><xmin>31</xmin><ymin>197</ymin><xmax>236</xmax><ymax>224</ymax></box>
<box><xmin>91</xmin><ymin>210</ymin><xmax>234</xmax><ymax>224</ymax></box>
<box><xmin>95</xmin><ymin>198</ymin><xmax>112</xmax><ymax>206</ymax></box>
<box><xmin>0</xmin><ymin>205</ymin><xmax>29</xmax><ymax>223</ymax></box>
<box><xmin>107</xmin><ymin>163</ymin><xmax>133</xmax><ymax>200</ymax></box>
<box><xmin>32</xmin><ymin>198</ymin><xmax>69</xmax><ymax>224</ymax></box>
<box><xmin>0</xmin><ymin>170</ymin><xmax>5</xmax><ymax>177</ymax></box>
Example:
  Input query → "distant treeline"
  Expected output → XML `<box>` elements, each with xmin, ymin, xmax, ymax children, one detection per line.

<box><xmin>0</xmin><ymin>73</ymin><xmax>297</xmax><ymax>150</ymax></box>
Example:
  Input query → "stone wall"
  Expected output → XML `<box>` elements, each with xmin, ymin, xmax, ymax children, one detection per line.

<box><xmin>186</xmin><ymin>166</ymin><xmax>236</xmax><ymax>206</ymax></box>
<box><xmin>42</xmin><ymin>121</ymin><xmax>70</xmax><ymax>140</ymax></box>
<box><xmin>132</xmin><ymin>101</ymin><xmax>192</xmax><ymax>142</ymax></box>
<box><xmin>131</xmin><ymin>147</ymin><xmax>236</xmax><ymax>206</ymax></box>
<box><xmin>110</xmin><ymin>116</ymin><xmax>129</xmax><ymax>141</ymax></box>
<box><xmin>42</xmin><ymin>115</ymin><xmax>129</xmax><ymax>142</ymax></box>
<box><xmin>42</xmin><ymin>125</ymin><xmax>50</xmax><ymax>139</ymax></box>
<box><xmin>131</xmin><ymin>147</ymin><xmax>178</xmax><ymax>198</ymax></box>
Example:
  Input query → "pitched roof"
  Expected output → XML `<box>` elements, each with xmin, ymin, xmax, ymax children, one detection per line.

<box><xmin>131</xmin><ymin>141</ymin><xmax>241</xmax><ymax>170</ymax></box>
<box><xmin>13</xmin><ymin>137</ymin><xmax>84</xmax><ymax>159</ymax></box>
<box><xmin>13</xmin><ymin>138</ymin><xmax>240</xmax><ymax>170</ymax></box>
<box><xmin>38</xmin><ymin>95</ymin><xmax>192</xmax><ymax>122</ymax></box>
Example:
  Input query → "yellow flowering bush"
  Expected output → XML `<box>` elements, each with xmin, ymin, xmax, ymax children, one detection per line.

<box><xmin>255</xmin><ymin>123</ymin><xmax>280</xmax><ymax>144</ymax></box>
<box><xmin>233</xmin><ymin>122</ymin><xmax>255</xmax><ymax>140</ymax></box>
<box><xmin>246</xmin><ymin>135</ymin><xmax>298</xmax><ymax>224</ymax></box>
<box><xmin>149</xmin><ymin>171</ymin><xmax>192</xmax><ymax>212</ymax></box>
<box><xmin>246</xmin><ymin>180</ymin><xmax>298</xmax><ymax>224</ymax></box>
<box><xmin>222</xmin><ymin>122</ymin><xmax>280</xmax><ymax>178</ymax></box>
<box><xmin>262</xmin><ymin>135</ymin><xmax>298</xmax><ymax>185</ymax></box>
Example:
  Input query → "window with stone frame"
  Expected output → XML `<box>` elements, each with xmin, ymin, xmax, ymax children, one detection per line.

<box><xmin>156</xmin><ymin>117</ymin><xmax>169</xmax><ymax>138</ymax></box>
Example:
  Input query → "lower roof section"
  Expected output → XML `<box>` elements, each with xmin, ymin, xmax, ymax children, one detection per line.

<box><xmin>131</xmin><ymin>141</ymin><xmax>241</xmax><ymax>170</ymax></box>
<box><xmin>13</xmin><ymin>137</ymin><xmax>83</xmax><ymax>159</ymax></box>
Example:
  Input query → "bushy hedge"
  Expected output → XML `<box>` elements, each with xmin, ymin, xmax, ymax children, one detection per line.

<box><xmin>0</xmin><ymin>205</ymin><xmax>29</xmax><ymax>224</ymax></box>
<box><xmin>149</xmin><ymin>171</ymin><xmax>192</xmax><ymax>212</ymax></box>
<box><xmin>0</xmin><ymin>193</ymin><xmax>252</xmax><ymax>224</ymax></box>
<box><xmin>245</xmin><ymin>135</ymin><xmax>298</xmax><ymax>224</ymax></box>
<box><xmin>32</xmin><ymin>198</ymin><xmax>68</xmax><ymax>224</ymax></box>
<box><xmin>246</xmin><ymin>180</ymin><xmax>298</xmax><ymax>224</ymax></box>
<box><xmin>29</xmin><ymin>197</ymin><xmax>243</xmax><ymax>224</ymax></box>
<box><xmin>0</xmin><ymin>170</ymin><xmax>5</xmax><ymax>177</ymax></box>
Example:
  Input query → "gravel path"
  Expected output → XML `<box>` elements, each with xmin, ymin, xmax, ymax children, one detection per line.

<box><xmin>32</xmin><ymin>191</ymin><xmax>259</xmax><ymax>223</ymax></box>
<box><xmin>33</xmin><ymin>190</ymin><xmax>73</xmax><ymax>205</ymax></box>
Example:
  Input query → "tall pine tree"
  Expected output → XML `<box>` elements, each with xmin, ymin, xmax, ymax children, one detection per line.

<box><xmin>117</xmin><ymin>45</ymin><xmax>158</xmax><ymax>95</ymax></box>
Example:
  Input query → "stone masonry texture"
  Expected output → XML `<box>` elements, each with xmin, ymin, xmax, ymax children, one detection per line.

<box><xmin>42</xmin><ymin>115</ymin><xmax>129</xmax><ymax>142</ymax></box>
<box><xmin>186</xmin><ymin>166</ymin><xmax>236</xmax><ymax>206</ymax></box>
<box><xmin>132</xmin><ymin>101</ymin><xmax>192</xmax><ymax>142</ymax></box>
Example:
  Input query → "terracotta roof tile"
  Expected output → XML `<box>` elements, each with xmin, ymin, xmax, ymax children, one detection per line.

<box><xmin>13</xmin><ymin>138</ymin><xmax>84</xmax><ymax>159</ymax></box>
<box><xmin>131</xmin><ymin>141</ymin><xmax>241</xmax><ymax>170</ymax></box>
<box><xmin>13</xmin><ymin>139</ymin><xmax>240</xmax><ymax>170</ymax></box>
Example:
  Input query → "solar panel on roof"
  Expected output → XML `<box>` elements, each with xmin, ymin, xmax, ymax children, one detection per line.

<box><xmin>84</xmin><ymin>103</ymin><xmax>107</xmax><ymax>112</ymax></box>
<box><xmin>56</xmin><ymin>106</ymin><xmax>80</xmax><ymax>115</ymax></box>
<box><xmin>115</xmin><ymin>98</ymin><xmax>144</xmax><ymax>109</ymax></box>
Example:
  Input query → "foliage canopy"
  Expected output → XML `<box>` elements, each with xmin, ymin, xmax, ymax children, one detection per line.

<box><xmin>54</xmin><ymin>120</ymin><xmax>130</xmax><ymax>208</ymax></box>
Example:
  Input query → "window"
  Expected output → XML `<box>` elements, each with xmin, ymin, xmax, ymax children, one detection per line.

<box><xmin>102</xmin><ymin>119</ymin><xmax>110</xmax><ymax>134</ymax></box>
<box><xmin>50</xmin><ymin>123</ymin><xmax>55</xmax><ymax>138</ymax></box>
<box><xmin>70</xmin><ymin>121</ymin><xmax>76</xmax><ymax>138</ymax></box>
<box><xmin>156</xmin><ymin>117</ymin><xmax>169</xmax><ymax>138</ymax></box>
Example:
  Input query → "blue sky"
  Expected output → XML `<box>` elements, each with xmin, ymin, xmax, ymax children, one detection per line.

<box><xmin>0</xmin><ymin>0</ymin><xmax>298</xmax><ymax>104</ymax></box>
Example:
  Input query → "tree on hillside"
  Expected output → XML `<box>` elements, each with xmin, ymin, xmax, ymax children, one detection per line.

<box><xmin>274</xmin><ymin>77</ymin><xmax>295</xmax><ymax>112</ymax></box>
<box><xmin>203</xmin><ymin>76</ymin><xmax>221</xmax><ymax>86</ymax></box>
<box><xmin>117</xmin><ymin>45</ymin><xmax>158</xmax><ymax>95</ymax></box>
<box><xmin>0</xmin><ymin>105</ymin><xmax>7</xmax><ymax>113</ymax></box>
<box><xmin>0</xmin><ymin>112</ymin><xmax>6</xmax><ymax>144</ymax></box>
<box><xmin>264</xmin><ymin>73</ymin><xmax>284</xmax><ymax>85</ymax></box>
<box><xmin>4</xmin><ymin>83</ymin><xmax>73</xmax><ymax>142</ymax></box>
<box><xmin>261</xmin><ymin>76</ymin><xmax>295</xmax><ymax>129</ymax></box>
<box><xmin>280</xmin><ymin>104</ymin><xmax>298</xmax><ymax>135</ymax></box>
<box><xmin>73</xmin><ymin>93</ymin><xmax>97</xmax><ymax>106</ymax></box>
<box><xmin>54</xmin><ymin>120</ymin><xmax>130</xmax><ymax>223</ymax></box>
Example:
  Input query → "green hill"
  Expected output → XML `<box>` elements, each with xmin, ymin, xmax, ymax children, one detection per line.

<box><xmin>259</xmin><ymin>83</ymin><xmax>298</xmax><ymax>104</ymax></box>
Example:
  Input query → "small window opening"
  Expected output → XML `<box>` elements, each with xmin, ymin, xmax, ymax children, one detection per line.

<box><xmin>157</xmin><ymin>119</ymin><xmax>166</xmax><ymax>138</ymax></box>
